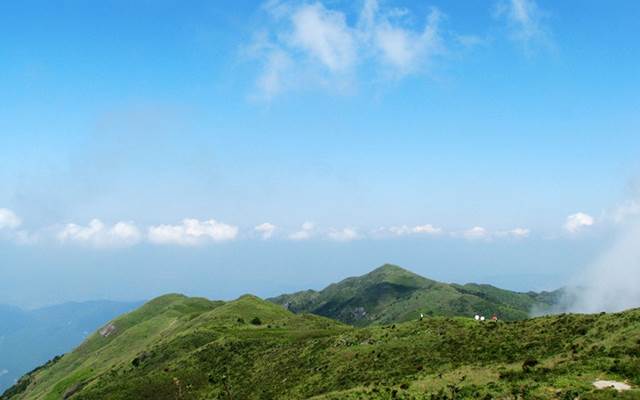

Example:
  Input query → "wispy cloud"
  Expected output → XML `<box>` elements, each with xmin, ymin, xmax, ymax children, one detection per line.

<box><xmin>369</xmin><ymin>4</ymin><xmax>444</xmax><ymax>76</ymax></box>
<box><xmin>611</xmin><ymin>200</ymin><xmax>640</xmax><ymax>224</ymax></box>
<box><xmin>289</xmin><ymin>3</ymin><xmax>356</xmax><ymax>73</ymax></box>
<box><xmin>495</xmin><ymin>0</ymin><xmax>553</xmax><ymax>53</ymax></box>
<box><xmin>0</xmin><ymin>208</ymin><xmax>38</xmax><ymax>244</ymax></box>
<box><xmin>327</xmin><ymin>227</ymin><xmax>359</xmax><ymax>242</ymax></box>
<box><xmin>288</xmin><ymin>221</ymin><xmax>315</xmax><ymax>241</ymax></box>
<box><xmin>451</xmin><ymin>226</ymin><xmax>531</xmax><ymax>241</ymax></box>
<box><xmin>380</xmin><ymin>224</ymin><xmax>443</xmax><ymax>237</ymax></box>
<box><xmin>0</xmin><ymin>208</ymin><xmax>21</xmax><ymax>230</ymax></box>
<box><xmin>255</xmin><ymin>222</ymin><xmax>277</xmax><ymax>239</ymax></box>
<box><xmin>495</xmin><ymin>227</ymin><xmax>531</xmax><ymax>239</ymax></box>
<box><xmin>461</xmin><ymin>226</ymin><xmax>491</xmax><ymax>240</ymax></box>
<box><xmin>248</xmin><ymin>0</ymin><xmax>447</xmax><ymax>99</ymax></box>
<box><xmin>148</xmin><ymin>218</ymin><xmax>238</xmax><ymax>246</ymax></box>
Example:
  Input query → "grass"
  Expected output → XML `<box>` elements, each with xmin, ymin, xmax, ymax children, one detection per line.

<box><xmin>3</xmin><ymin>293</ymin><xmax>640</xmax><ymax>400</ymax></box>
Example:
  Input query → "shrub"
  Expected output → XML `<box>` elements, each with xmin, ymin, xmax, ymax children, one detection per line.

<box><xmin>522</xmin><ymin>357</ymin><xmax>539</xmax><ymax>372</ymax></box>
<box><xmin>250</xmin><ymin>317</ymin><xmax>262</xmax><ymax>325</ymax></box>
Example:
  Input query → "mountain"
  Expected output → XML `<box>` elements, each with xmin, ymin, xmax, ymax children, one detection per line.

<box><xmin>268</xmin><ymin>264</ymin><xmax>561</xmax><ymax>325</ymax></box>
<box><xmin>0</xmin><ymin>301</ymin><xmax>141</xmax><ymax>393</ymax></box>
<box><xmin>3</xmin><ymin>292</ymin><xmax>639</xmax><ymax>400</ymax></box>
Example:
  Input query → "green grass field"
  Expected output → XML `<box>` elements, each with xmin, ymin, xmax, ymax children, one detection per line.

<box><xmin>3</xmin><ymin>292</ymin><xmax>640</xmax><ymax>400</ymax></box>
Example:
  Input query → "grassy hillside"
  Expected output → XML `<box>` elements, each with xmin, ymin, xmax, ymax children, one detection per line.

<box><xmin>268</xmin><ymin>264</ymin><xmax>560</xmax><ymax>325</ymax></box>
<box><xmin>4</xmin><ymin>293</ymin><xmax>640</xmax><ymax>400</ymax></box>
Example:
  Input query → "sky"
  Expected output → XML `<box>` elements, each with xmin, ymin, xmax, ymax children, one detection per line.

<box><xmin>1</xmin><ymin>0</ymin><xmax>639</xmax><ymax>308</ymax></box>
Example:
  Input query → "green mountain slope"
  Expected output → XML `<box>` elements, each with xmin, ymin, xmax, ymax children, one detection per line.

<box><xmin>268</xmin><ymin>264</ymin><xmax>560</xmax><ymax>325</ymax></box>
<box><xmin>4</xmin><ymin>292</ymin><xmax>640</xmax><ymax>400</ymax></box>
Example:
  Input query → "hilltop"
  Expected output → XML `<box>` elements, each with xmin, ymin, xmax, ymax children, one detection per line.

<box><xmin>268</xmin><ymin>264</ymin><xmax>560</xmax><ymax>325</ymax></box>
<box><xmin>4</xmin><ymin>291</ymin><xmax>640</xmax><ymax>399</ymax></box>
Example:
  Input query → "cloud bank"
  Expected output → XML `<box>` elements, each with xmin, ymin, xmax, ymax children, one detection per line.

<box><xmin>1</xmin><ymin>206</ymin><xmax>600</xmax><ymax>250</ymax></box>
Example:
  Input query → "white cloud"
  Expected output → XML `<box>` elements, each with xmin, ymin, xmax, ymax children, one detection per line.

<box><xmin>564</xmin><ymin>212</ymin><xmax>595</xmax><ymax>233</ymax></box>
<box><xmin>386</xmin><ymin>224</ymin><xmax>443</xmax><ymax>236</ymax></box>
<box><xmin>495</xmin><ymin>227</ymin><xmax>531</xmax><ymax>238</ymax></box>
<box><xmin>327</xmin><ymin>227</ymin><xmax>359</xmax><ymax>242</ymax></box>
<box><xmin>372</xmin><ymin>6</ymin><xmax>443</xmax><ymax>75</ymax></box>
<box><xmin>0</xmin><ymin>208</ymin><xmax>21</xmax><ymax>230</ymax></box>
<box><xmin>452</xmin><ymin>226</ymin><xmax>531</xmax><ymax>240</ymax></box>
<box><xmin>289</xmin><ymin>3</ymin><xmax>356</xmax><ymax>72</ymax></box>
<box><xmin>289</xmin><ymin>221</ymin><xmax>314</xmax><ymax>240</ymax></box>
<box><xmin>148</xmin><ymin>218</ymin><xmax>238</xmax><ymax>246</ymax></box>
<box><xmin>0</xmin><ymin>208</ymin><xmax>38</xmax><ymax>244</ymax></box>
<box><xmin>256</xmin><ymin>47</ymin><xmax>294</xmax><ymax>100</ymax></box>
<box><xmin>250</xmin><ymin>0</ymin><xmax>447</xmax><ymax>98</ymax></box>
<box><xmin>495</xmin><ymin>0</ymin><xmax>552</xmax><ymax>51</ymax></box>
<box><xmin>507</xmin><ymin>227</ymin><xmax>530</xmax><ymax>238</ymax></box>
<box><xmin>411</xmin><ymin>224</ymin><xmax>443</xmax><ymax>235</ymax></box>
<box><xmin>58</xmin><ymin>219</ymin><xmax>142</xmax><ymax>248</ymax></box>
<box><xmin>387</xmin><ymin>225</ymin><xmax>411</xmax><ymax>236</ymax></box>
<box><xmin>111</xmin><ymin>222</ymin><xmax>142</xmax><ymax>242</ymax></box>
<box><xmin>255</xmin><ymin>222</ymin><xmax>277</xmax><ymax>239</ymax></box>
<box><xmin>462</xmin><ymin>226</ymin><xmax>490</xmax><ymax>240</ymax></box>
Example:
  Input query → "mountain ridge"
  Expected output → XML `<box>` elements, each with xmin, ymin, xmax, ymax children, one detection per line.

<box><xmin>268</xmin><ymin>264</ymin><xmax>561</xmax><ymax>325</ymax></box>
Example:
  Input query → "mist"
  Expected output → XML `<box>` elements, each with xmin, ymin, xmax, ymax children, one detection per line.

<box><xmin>560</xmin><ymin>221</ymin><xmax>640</xmax><ymax>313</ymax></box>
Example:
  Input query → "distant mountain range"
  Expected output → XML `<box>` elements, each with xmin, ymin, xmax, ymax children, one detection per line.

<box><xmin>3</xmin><ymin>278</ymin><xmax>638</xmax><ymax>399</ymax></box>
<box><xmin>0</xmin><ymin>300</ymin><xmax>141</xmax><ymax>392</ymax></box>
<box><xmin>269</xmin><ymin>264</ymin><xmax>562</xmax><ymax>325</ymax></box>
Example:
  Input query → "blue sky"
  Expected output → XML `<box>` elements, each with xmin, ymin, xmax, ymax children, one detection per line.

<box><xmin>1</xmin><ymin>0</ymin><xmax>639</xmax><ymax>307</ymax></box>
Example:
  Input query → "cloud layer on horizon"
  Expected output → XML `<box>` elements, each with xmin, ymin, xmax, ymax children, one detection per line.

<box><xmin>0</xmin><ymin>206</ymin><xmax>612</xmax><ymax>249</ymax></box>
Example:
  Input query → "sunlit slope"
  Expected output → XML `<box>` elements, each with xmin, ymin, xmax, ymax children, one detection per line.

<box><xmin>1</xmin><ymin>294</ymin><xmax>224</xmax><ymax>400</ymax></box>
<box><xmin>269</xmin><ymin>264</ymin><xmax>559</xmax><ymax>325</ymax></box>
<box><xmin>4</xmin><ymin>294</ymin><xmax>640</xmax><ymax>400</ymax></box>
